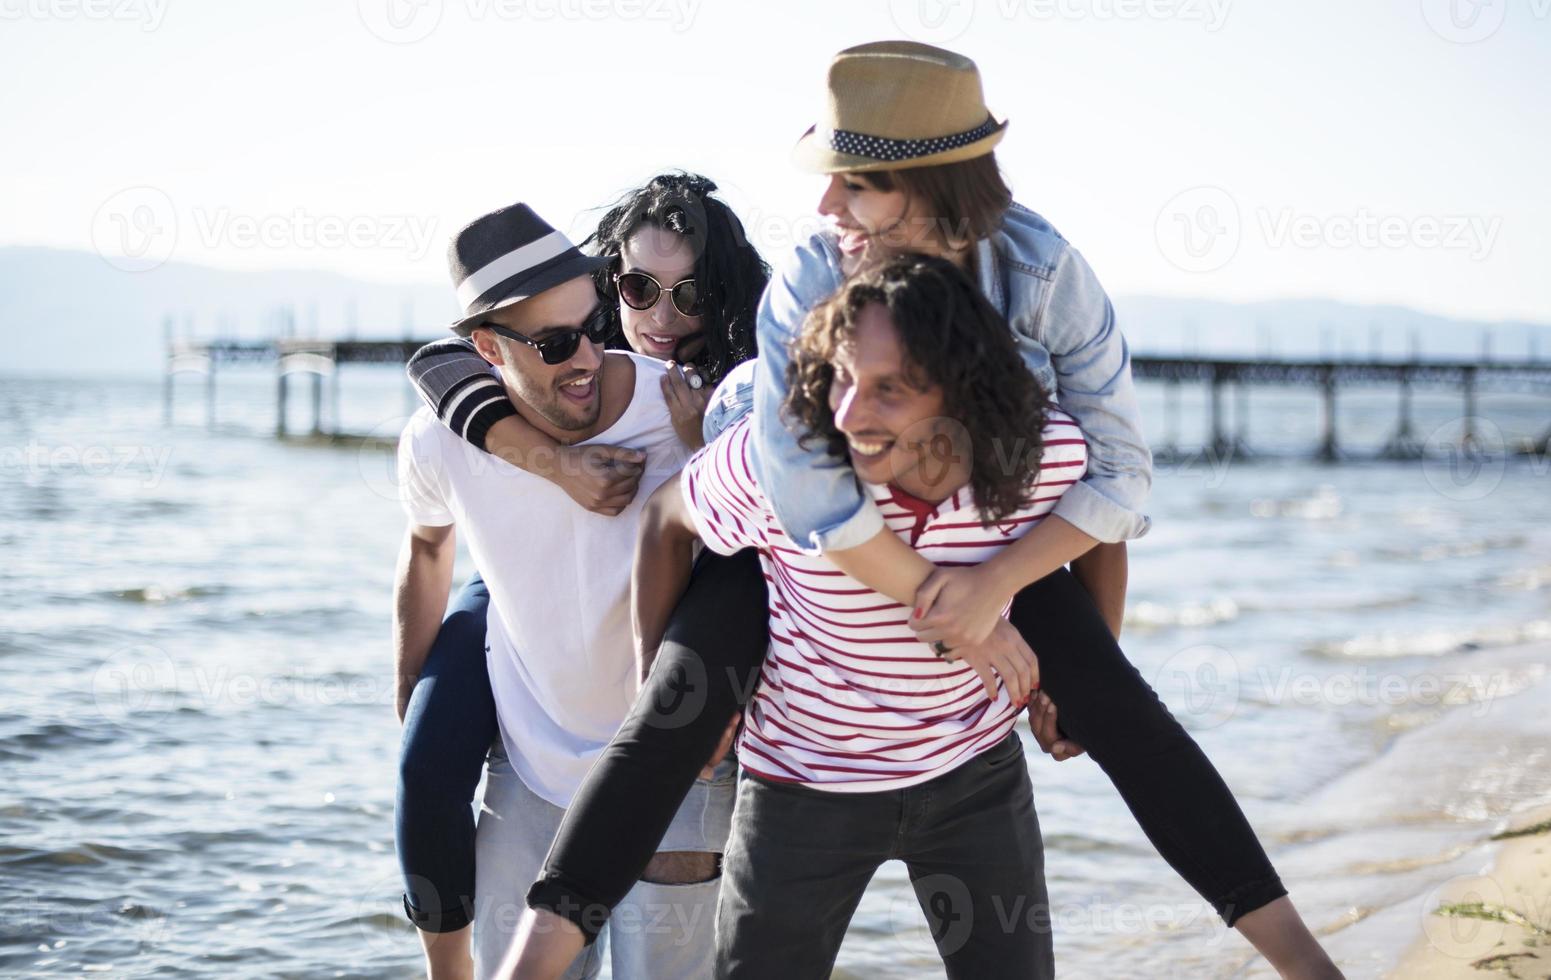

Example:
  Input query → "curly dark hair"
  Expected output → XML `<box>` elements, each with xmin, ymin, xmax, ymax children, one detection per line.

<box><xmin>783</xmin><ymin>253</ymin><xmax>1051</xmax><ymax>523</ymax></box>
<box><xmin>581</xmin><ymin>172</ymin><xmax>769</xmax><ymax>386</ymax></box>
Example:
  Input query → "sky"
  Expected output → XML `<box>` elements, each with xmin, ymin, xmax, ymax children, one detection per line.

<box><xmin>2</xmin><ymin>0</ymin><xmax>1548</xmax><ymax>324</ymax></box>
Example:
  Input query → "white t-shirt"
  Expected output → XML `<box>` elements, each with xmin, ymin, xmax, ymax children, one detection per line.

<box><xmin>397</xmin><ymin>352</ymin><xmax>694</xmax><ymax>806</ymax></box>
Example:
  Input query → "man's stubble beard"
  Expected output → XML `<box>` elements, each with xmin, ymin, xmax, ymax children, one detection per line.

<box><xmin>506</xmin><ymin>365</ymin><xmax>604</xmax><ymax>434</ymax></box>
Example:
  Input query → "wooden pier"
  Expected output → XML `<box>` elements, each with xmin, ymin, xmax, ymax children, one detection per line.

<box><xmin>164</xmin><ymin>336</ymin><xmax>1551</xmax><ymax>458</ymax></box>
<box><xmin>164</xmin><ymin>337</ymin><xmax>428</xmax><ymax>438</ymax></box>
<box><xmin>1134</xmin><ymin>355</ymin><xmax>1551</xmax><ymax>460</ymax></box>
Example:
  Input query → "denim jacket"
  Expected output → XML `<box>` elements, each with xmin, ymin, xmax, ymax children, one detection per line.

<box><xmin>750</xmin><ymin>202</ymin><xmax>1153</xmax><ymax>553</ymax></box>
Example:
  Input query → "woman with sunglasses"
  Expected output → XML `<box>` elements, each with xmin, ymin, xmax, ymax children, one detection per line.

<box><xmin>503</xmin><ymin>43</ymin><xmax>1342</xmax><ymax>979</ymax></box>
<box><xmin>394</xmin><ymin>172</ymin><xmax>769</xmax><ymax>979</ymax></box>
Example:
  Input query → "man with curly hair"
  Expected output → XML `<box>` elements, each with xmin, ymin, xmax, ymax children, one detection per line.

<box><xmin>627</xmin><ymin>253</ymin><xmax>1087</xmax><ymax>979</ymax></box>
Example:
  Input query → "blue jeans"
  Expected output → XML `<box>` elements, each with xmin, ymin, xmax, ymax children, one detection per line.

<box><xmin>396</xmin><ymin>572</ymin><xmax>495</xmax><ymax>933</ymax></box>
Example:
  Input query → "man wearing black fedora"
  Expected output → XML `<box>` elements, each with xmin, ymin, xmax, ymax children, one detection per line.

<box><xmin>392</xmin><ymin>202</ymin><xmax>734</xmax><ymax>979</ymax></box>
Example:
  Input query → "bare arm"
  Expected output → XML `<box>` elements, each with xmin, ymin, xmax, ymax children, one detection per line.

<box><xmin>630</xmin><ymin>472</ymin><xmax>701</xmax><ymax>684</ymax></box>
<box><xmin>832</xmin><ymin>513</ymin><xmax>1098</xmax><ymax>652</ymax></box>
<box><xmin>392</xmin><ymin>521</ymin><xmax>456</xmax><ymax>722</ymax></box>
<box><xmin>1071</xmin><ymin>541</ymin><xmax>1127</xmax><ymax>639</ymax></box>
<box><xmin>827</xmin><ymin>526</ymin><xmax>1043</xmax><ymax>705</ymax></box>
<box><xmin>484</xmin><ymin>416</ymin><xmax>647</xmax><ymax>516</ymax></box>
<box><xmin>824</xmin><ymin>526</ymin><xmax>935</xmax><ymax>606</ymax></box>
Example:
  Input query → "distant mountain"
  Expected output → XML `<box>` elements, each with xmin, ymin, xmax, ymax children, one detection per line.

<box><xmin>1</xmin><ymin>247</ymin><xmax>1546</xmax><ymax>377</ymax></box>
<box><xmin>0</xmin><ymin>247</ymin><xmax>455</xmax><ymax>377</ymax></box>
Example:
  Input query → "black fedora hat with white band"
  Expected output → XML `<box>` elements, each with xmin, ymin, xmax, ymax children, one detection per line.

<box><xmin>445</xmin><ymin>202</ymin><xmax>607</xmax><ymax>337</ymax></box>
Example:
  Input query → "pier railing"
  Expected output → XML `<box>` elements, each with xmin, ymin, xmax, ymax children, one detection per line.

<box><xmin>164</xmin><ymin>338</ymin><xmax>1551</xmax><ymax>458</ymax></box>
<box><xmin>1133</xmin><ymin>355</ymin><xmax>1551</xmax><ymax>460</ymax></box>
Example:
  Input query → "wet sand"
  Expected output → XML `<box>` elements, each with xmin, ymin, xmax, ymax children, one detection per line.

<box><xmin>1388</xmin><ymin>804</ymin><xmax>1551</xmax><ymax>979</ymax></box>
<box><xmin>1283</xmin><ymin>638</ymin><xmax>1551</xmax><ymax>979</ymax></box>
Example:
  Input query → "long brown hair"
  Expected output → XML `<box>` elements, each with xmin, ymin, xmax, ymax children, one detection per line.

<box><xmin>859</xmin><ymin>154</ymin><xmax>1012</xmax><ymax>252</ymax></box>
<box><xmin>783</xmin><ymin>253</ymin><xmax>1050</xmax><ymax>522</ymax></box>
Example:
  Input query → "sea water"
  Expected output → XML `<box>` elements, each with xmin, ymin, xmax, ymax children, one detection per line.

<box><xmin>2</xmin><ymin>370</ymin><xmax>1548</xmax><ymax>978</ymax></box>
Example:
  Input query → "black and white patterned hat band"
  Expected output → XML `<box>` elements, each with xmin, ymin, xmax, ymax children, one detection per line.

<box><xmin>819</xmin><ymin>117</ymin><xmax>999</xmax><ymax>162</ymax></box>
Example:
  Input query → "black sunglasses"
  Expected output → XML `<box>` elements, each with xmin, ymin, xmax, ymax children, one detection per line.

<box><xmin>481</xmin><ymin>303</ymin><xmax>617</xmax><ymax>365</ymax></box>
<box><xmin>614</xmin><ymin>271</ymin><xmax>703</xmax><ymax>317</ymax></box>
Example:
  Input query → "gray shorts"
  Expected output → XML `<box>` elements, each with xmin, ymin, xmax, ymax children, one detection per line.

<box><xmin>472</xmin><ymin>741</ymin><xmax>737</xmax><ymax>979</ymax></box>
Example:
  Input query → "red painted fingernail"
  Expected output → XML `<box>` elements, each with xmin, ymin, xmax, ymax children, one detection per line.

<box><xmin>913</xmin><ymin>607</ymin><xmax>923</xmax><ymax>619</ymax></box>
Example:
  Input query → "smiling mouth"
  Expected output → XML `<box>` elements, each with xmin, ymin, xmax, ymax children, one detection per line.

<box><xmin>835</xmin><ymin>225</ymin><xmax>870</xmax><ymax>255</ymax></box>
<box><xmin>558</xmin><ymin>373</ymin><xmax>597</xmax><ymax>402</ymax></box>
<box><xmin>846</xmin><ymin>435</ymin><xmax>894</xmax><ymax>459</ymax></box>
<box><xmin>640</xmin><ymin>332</ymin><xmax>683</xmax><ymax>350</ymax></box>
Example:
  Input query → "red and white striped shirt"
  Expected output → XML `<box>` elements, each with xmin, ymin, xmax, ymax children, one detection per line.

<box><xmin>680</xmin><ymin>410</ymin><xmax>1089</xmax><ymax>792</ymax></box>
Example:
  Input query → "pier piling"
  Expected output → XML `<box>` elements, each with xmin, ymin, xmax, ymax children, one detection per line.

<box><xmin>162</xmin><ymin>336</ymin><xmax>1551</xmax><ymax>458</ymax></box>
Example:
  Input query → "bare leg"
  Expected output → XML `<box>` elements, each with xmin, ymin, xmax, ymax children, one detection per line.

<box><xmin>418</xmin><ymin>924</ymin><xmax>474</xmax><ymax>980</ymax></box>
<box><xmin>1234</xmin><ymin>896</ymin><xmax>1344</xmax><ymax>978</ymax></box>
<box><xmin>499</xmin><ymin>909</ymin><xmax>583</xmax><ymax>980</ymax></box>
<box><xmin>497</xmin><ymin>851</ymin><xmax>720</xmax><ymax>980</ymax></box>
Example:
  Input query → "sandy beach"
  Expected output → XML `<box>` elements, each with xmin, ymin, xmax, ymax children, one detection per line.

<box><xmin>1266</xmin><ymin>635</ymin><xmax>1551</xmax><ymax>980</ymax></box>
<box><xmin>1389</xmin><ymin>804</ymin><xmax>1551</xmax><ymax>979</ymax></box>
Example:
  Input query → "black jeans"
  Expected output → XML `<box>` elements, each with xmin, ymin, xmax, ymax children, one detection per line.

<box><xmin>716</xmin><ymin>731</ymin><xmax>1052</xmax><ymax>980</ymax></box>
<box><xmin>529</xmin><ymin>551</ymin><xmax>1287</xmax><ymax>942</ymax></box>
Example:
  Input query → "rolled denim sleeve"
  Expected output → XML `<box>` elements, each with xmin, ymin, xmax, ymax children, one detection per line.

<box><xmin>1037</xmin><ymin>245</ymin><xmax>1153</xmax><ymax>542</ymax></box>
<box><xmin>750</xmin><ymin>236</ymin><xmax>885</xmax><ymax>555</ymax></box>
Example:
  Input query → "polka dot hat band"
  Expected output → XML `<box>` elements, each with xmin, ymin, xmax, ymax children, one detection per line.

<box><xmin>819</xmin><ymin>117</ymin><xmax>1002</xmax><ymax>164</ymax></box>
<box><xmin>792</xmin><ymin>40</ymin><xmax>1009</xmax><ymax>175</ymax></box>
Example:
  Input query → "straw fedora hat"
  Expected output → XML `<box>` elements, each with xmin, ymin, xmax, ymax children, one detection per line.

<box><xmin>791</xmin><ymin>40</ymin><xmax>1007</xmax><ymax>174</ymax></box>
